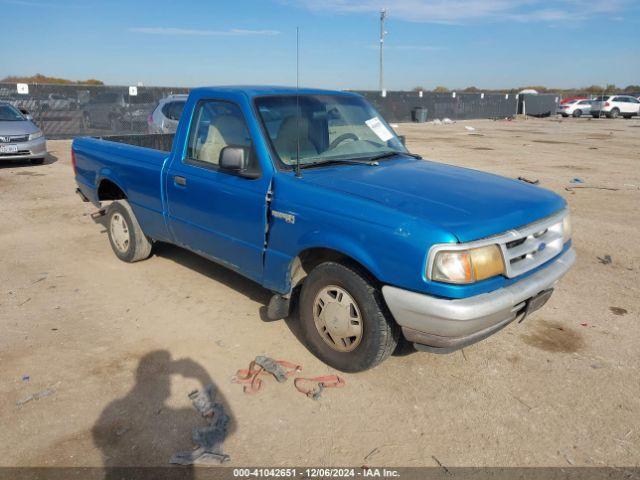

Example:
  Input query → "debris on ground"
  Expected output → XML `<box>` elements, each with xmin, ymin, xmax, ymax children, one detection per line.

<box><xmin>232</xmin><ymin>356</ymin><xmax>301</xmax><ymax>394</ymax></box>
<box><xmin>21</xmin><ymin>375</ymin><xmax>30</xmax><ymax>382</ymax></box>
<box><xmin>16</xmin><ymin>388</ymin><xmax>55</xmax><ymax>407</ymax></box>
<box><xmin>565</xmin><ymin>185</ymin><xmax>620</xmax><ymax>193</ymax></box>
<box><xmin>518</xmin><ymin>176</ymin><xmax>540</xmax><ymax>185</ymax></box>
<box><xmin>570</xmin><ymin>177</ymin><xmax>584</xmax><ymax>184</ymax></box>
<box><xmin>597</xmin><ymin>255</ymin><xmax>613</xmax><ymax>265</ymax></box>
<box><xmin>464</xmin><ymin>126</ymin><xmax>476</xmax><ymax>132</ymax></box>
<box><xmin>170</xmin><ymin>384</ymin><xmax>230</xmax><ymax>465</ymax></box>
<box><xmin>432</xmin><ymin>119</ymin><xmax>442</xmax><ymax>125</ymax></box>
<box><xmin>294</xmin><ymin>375</ymin><xmax>346</xmax><ymax>401</ymax></box>
<box><xmin>609</xmin><ymin>307</ymin><xmax>628</xmax><ymax>316</ymax></box>
<box><xmin>18</xmin><ymin>297</ymin><xmax>31</xmax><ymax>306</ymax></box>
<box><xmin>442</xmin><ymin>118</ymin><xmax>455</xmax><ymax>125</ymax></box>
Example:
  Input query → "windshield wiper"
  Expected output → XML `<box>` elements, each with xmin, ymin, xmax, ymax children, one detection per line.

<box><xmin>299</xmin><ymin>158</ymin><xmax>380</xmax><ymax>169</ymax></box>
<box><xmin>368</xmin><ymin>151</ymin><xmax>422</xmax><ymax>162</ymax></box>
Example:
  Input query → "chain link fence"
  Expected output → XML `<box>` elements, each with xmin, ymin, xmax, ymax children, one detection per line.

<box><xmin>0</xmin><ymin>83</ymin><xmax>188</xmax><ymax>139</ymax></box>
<box><xmin>0</xmin><ymin>83</ymin><xmax>562</xmax><ymax>139</ymax></box>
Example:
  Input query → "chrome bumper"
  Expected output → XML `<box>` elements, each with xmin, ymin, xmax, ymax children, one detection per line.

<box><xmin>382</xmin><ymin>248</ymin><xmax>576</xmax><ymax>351</ymax></box>
<box><xmin>0</xmin><ymin>137</ymin><xmax>46</xmax><ymax>160</ymax></box>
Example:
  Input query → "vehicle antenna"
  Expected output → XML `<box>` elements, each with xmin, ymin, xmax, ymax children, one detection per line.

<box><xmin>295</xmin><ymin>26</ymin><xmax>302</xmax><ymax>178</ymax></box>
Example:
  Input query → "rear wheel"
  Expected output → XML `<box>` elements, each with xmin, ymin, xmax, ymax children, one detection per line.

<box><xmin>298</xmin><ymin>262</ymin><xmax>399</xmax><ymax>372</ymax></box>
<box><xmin>609</xmin><ymin>108</ymin><xmax>620</xmax><ymax>119</ymax></box>
<box><xmin>591</xmin><ymin>113</ymin><xmax>599</xmax><ymax>118</ymax></box>
<box><xmin>106</xmin><ymin>200</ymin><xmax>152</xmax><ymax>263</ymax></box>
<box><xmin>573</xmin><ymin>109</ymin><xmax>582</xmax><ymax>118</ymax></box>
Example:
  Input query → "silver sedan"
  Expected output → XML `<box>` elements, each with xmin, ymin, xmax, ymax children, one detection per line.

<box><xmin>0</xmin><ymin>102</ymin><xmax>47</xmax><ymax>164</ymax></box>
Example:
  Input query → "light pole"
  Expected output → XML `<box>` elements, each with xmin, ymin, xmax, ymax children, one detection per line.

<box><xmin>379</xmin><ymin>9</ymin><xmax>387</xmax><ymax>95</ymax></box>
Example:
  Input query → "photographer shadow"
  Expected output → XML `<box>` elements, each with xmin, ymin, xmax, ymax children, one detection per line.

<box><xmin>92</xmin><ymin>350</ymin><xmax>234</xmax><ymax>479</ymax></box>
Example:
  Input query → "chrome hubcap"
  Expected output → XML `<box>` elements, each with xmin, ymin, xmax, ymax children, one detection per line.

<box><xmin>110</xmin><ymin>213</ymin><xmax>130</xmax><ymax>253</ymax></box>
<box><xmin>313</xmin><ymin>285</ymin><xmax>363</xmax><ymax>352</ymax></box>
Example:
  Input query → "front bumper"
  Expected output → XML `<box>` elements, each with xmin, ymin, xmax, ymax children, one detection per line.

<box><xmin>382</xmin><ymin>248</ymin><xmax>576</xmax><ymax>352</ymax></box>
<box><xmin>0</xmin><ymin>137</ymin><xmax>47</xmax><ymax>161</ymax></box>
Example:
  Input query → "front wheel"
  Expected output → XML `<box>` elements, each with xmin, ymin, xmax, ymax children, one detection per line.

<box><xmin>298</xmin><ymin>262</ymin><xmax>399</xmax><ymax>372</ymax></box>
<box><xmin>106</xmin><ymin>200</ymin><xmax>152</xmax><ymax>262</ymax></box>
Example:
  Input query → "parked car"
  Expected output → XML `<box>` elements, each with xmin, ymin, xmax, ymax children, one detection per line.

<box><xmin>590</xmin><ymin>95</ymin><xmax>640</xmax><ymax>118</ymax></box>
<box><xmin>0</xmin><ymin>101</ymin><xmax>46</xmax><ymax>164</ymax></box>
<box><xmin>559</xmin><ymin>96</ymin><xmax>587</xmax><ymax>105</ymax></box>
<box><xmin>41</xmin><ymin>93</ymin><xmax>77</xmax><ymax>111</ymax></box>
<box><xmin>72</xmin><ymin>86</ymin><xmax>574</xmax><ymax>372</ymax></box>
<box><xmin>82</xmin><ymin>92</ymin><xmax>155</xmax><ymax>131</ymax></box>
<box><xmin>556</xmin><ymin>99</ymin><xmax>592</xmax><ymax>117</ymax></box>
<box><xmin>148</xmin><ymin>94</ymin><xmax>188</xmax><ymax>134</ymax></box>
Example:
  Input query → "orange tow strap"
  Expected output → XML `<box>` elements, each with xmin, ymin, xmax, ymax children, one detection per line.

<box><xmin>232</xmin><ymin>359</ymin><xmax>301</xmax><ymax>395</ymax></box>
<box><xmin>294</xmin><ymin>375</ymin><xmax>346</xmax><ymax>400</ymax></box>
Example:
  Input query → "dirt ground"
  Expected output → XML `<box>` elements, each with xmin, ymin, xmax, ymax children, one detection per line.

<box><xmin>1</xmin><ymin>117</ymin><xmax>639</xmax><ymax>469</ymax></box>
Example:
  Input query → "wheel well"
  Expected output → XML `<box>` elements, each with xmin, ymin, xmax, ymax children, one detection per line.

<box><xmin>289</xmin><ymin>247</ymin><xmax>379</xmax><ymax>293</ymax></box>
<box><xmin>97</xmin><ymin>179</ymin><xmax>127</xmax><ymax>201</ymax></box>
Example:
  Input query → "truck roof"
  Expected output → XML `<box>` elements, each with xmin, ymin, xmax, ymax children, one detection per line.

<box><xmin>190</xmin><ymin>85</ymin><xmax>357</xmax><ymax>98</ymax></box>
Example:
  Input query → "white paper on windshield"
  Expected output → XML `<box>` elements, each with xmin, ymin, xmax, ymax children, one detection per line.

<box><xmin>365</xmin><ymin>117</ymin><xmax>393</xmax><ymax>142</ymax></box>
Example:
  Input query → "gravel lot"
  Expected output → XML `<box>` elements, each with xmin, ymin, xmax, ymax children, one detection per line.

<box><xmin>1</xmin><ymin>117</ymin><xmax>639</xmax><ymax>469</ymax></box>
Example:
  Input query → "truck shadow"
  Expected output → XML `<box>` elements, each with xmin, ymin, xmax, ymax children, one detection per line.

<box><xmin>0</xmin><ymin>152</ymin><xmax>58</xmax><ymax>169</ymax></box>
<box><xmin>153</xmin><ymin>242</ymin><xmax>272</xmax><ymax>307</ymax></box>
<box><xmin>92</xmin><ymin>350</ymin><xmax>235</xmax><ymax>478</ymax></box>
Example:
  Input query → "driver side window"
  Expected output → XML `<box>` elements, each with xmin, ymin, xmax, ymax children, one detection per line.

<box><xmin>186</xmin><ymin>100</ymin><xmax>253</xmax><ymax>168</ymax></box>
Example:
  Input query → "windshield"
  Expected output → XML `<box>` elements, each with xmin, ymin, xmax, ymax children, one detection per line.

<box><xmin>256</xmin><ymin>94</ymin><xmax>407</xmax><ymax>166</ymax></box>
<box><xmin>0</xmin><ymin>104</ymin><xmax>25</xmax><ymax>121</ymax></box>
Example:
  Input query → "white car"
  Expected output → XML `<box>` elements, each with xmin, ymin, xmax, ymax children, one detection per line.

<box><xmin>590</xmin><ymin>95</ymin><xmax>640</xmax><ymax>119</ymax></box>
<box><xmin>147</xmin><ymin>94</ymin><xmax>188</xmax><ymax>134</ymax></box>
<box><xmin>557</xmin><ymin>99</ymin><xmax>592</xmax><ymax>117</ymax></box>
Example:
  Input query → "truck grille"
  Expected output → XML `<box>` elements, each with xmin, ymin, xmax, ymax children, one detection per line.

<box><xmin>0</xmin><ymin>135</ymin><xmax>29</xmax><ymax>143</ymax></box>
<box><xmin>499</xmin><ymin>211</ymin><xmax>566</xmax><ymax>278</ymax></box>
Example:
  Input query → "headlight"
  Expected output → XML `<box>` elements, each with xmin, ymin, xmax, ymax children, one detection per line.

<box><xmin>562</xmin><ymin>213</ymin><xmax>572</xmax><ymax>243</ymax></box>
<box><xmin>430</xmin><ymin>244</ymin><xmax>505</xmax><ymax>284</ymax></box>
<box><xmin>29</xmin><ymin>131</ymin><xmax>43</xmax><ymax>141</ymax></box>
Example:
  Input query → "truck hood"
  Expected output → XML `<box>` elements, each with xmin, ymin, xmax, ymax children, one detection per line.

<box><xmin>302</xmin><ymin>157</ymin><xmax>565</xmax><ymax>242</ymax></box>
<box><xmin>0</xmin><ymin>120</ymin><xmax>39</xmax><ymax>136</ymax></box>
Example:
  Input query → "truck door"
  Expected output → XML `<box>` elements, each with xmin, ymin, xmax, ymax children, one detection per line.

<box><xmin>164</xmin><ymin>99</ymin><xmax>269</xmax><ymax>283</ymax></box>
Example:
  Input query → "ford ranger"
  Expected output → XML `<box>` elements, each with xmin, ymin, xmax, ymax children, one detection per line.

<box><xmin>72</xmin><ymin>86</ymin><xmax>575</xmax><ymax>372</ymax></box>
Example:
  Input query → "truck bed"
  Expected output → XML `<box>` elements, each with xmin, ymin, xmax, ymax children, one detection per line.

<box><xmin>95</xmin><ymin>133</ymin><xmax>175</xmax><ymax>153</ymax></box>
<box><xmin>73</xmin><ymin>133</ymin><xmax>173</xmax><ymax>242</ymax></box>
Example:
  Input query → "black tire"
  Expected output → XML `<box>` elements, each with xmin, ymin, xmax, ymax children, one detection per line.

<box><xmin>560</xmin><ymin>113</ymin><xmax>568</xmax><ymax>118</ymax></box>
<box><xmin>622</xmin><ymin>115</ymin><xmax>632</xmax><ymax>119</ymax></box>
<box><xmin>573</xmin><ymin>109</ymin><xmax>582</xmax><ymax>118</ymax></box>
<box><xmin>106</xmin><ymin>200</ymin><xmax>152</xmax><ymax>263</ymax></box>
<box><xmin>591</xmin><ymin>113</ymin><xmax>599</xmax><ymax>118</ymax></box>
<box><xmin>298</xmin><ymin>261</ymin><xmax>399</xmax><ymax>372</ymax></box>
<box><xmin>30</xmin><ymin>158</ymin><xmax>44</xmax><ymax>165</ymax></box>
<box><xmin>609</xmin><ymin>108</ymin><xmax>620</xmax><ymax>119</ymax></box>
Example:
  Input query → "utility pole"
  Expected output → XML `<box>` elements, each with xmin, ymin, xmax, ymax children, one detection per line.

<box><xmin>379</xmin><ymin>9</ymin><xmax>387</xmax><ymax>95</ymax></box>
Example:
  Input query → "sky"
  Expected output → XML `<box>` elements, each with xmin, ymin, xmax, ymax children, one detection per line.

<box><xmin>1</xmin><ymin>0</ymin><xmax>639</xmax><ymax>90</ymax></box>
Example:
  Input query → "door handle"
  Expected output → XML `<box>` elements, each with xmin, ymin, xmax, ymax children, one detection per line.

<box><xmin>174</xmin><ymin>175</ymin><xmax>187</xmax><ymax>186</ymax></box>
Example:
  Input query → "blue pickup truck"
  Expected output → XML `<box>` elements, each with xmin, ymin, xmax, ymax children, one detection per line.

<box><xmin>73</xmin><ymin>86</ymin><xmax>575</xmax><ymax>372</ymax></box>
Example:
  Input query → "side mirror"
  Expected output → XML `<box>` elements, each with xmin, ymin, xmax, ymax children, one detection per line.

<box><xmin>219</xmin><ymin>146</ymin><xmax>258</xmax><ymax>178</ymax></box>
<box><xmin>398</xmin><ymin>135</ymin><xmax>406</xmax><ymax>146</ymax></box>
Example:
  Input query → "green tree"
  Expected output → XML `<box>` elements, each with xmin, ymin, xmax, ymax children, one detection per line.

<box><xmin>433</xmin><ymin>86</ymin><xmax>449</xmax><ymax>93</ymax></box>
